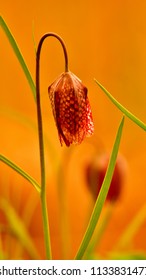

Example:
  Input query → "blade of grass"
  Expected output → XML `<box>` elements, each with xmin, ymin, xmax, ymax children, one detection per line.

<box><xmin>95</xmin><ymin>79</ymin><xmax>146</xmax><ymax>131</ymax></box>
<box><xmin>0</xmin><ymin>16</ymin><xmax>36</xmax><ymax>100</ymax></box>
<box><xmin>0</xmin><ymin>234</ymin><xmax>6</xmax><ymax>259</ymax></box>
<box><xmin>109</xmin><ymin>251</ymin><xmax>146</xmax><ymax>260</ymax></box>
<box><xmin>32</xmin><ymin>20</ymin><xmax>37</xmax><ymax>54</ymax></box>
<box><xmin>75</xmin><ymin>116</ymin><xmax>125</xmax><ymax>260</ymax></box>
<box><xmin>0</xmin><ymin>107</ymin><xmax>59</xmax><ymax>168</ymax></box>
<box><xmin>85</xmin><ymin>202</ymin><xmax>115</xmax><ymax>258</ymax></box>
<box><xmin>114</xmin><ymin>204</ymin><xmax>146</xmax><ymax>250</ymax></box>
<box><xmin>0</xmin><ymin>154</ymin><xmax>41</xmax><ymax>193</ymax></box>
<box><xmin>0</xmin><ymin>198</ymin><xmax>40</xmax><ymax>259</ymax></box>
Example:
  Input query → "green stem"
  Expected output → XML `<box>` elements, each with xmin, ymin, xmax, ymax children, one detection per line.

<box><xmin>36</xmin><ymin>33</ymin><xmax>68</xmax><ymax>259</ymax></box>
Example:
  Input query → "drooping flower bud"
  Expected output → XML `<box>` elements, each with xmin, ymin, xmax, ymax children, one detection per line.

<box><xmin>48</xmin><ymin>71</ymin><xmax>94</xmax><ymax>146</ymax></box>
<box><xmin>86</xmin><ymin>154</ymin><xmax>126</xmax><ymax>202</ymax></box>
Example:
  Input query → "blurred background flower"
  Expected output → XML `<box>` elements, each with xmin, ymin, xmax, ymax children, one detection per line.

<box><xmin>0</xmin><ymin>0</ymin><xmax>146</xmax><ymax>259</ymax></box>
<box><xmin>85</xmin><ymin>153</ymin><xmax>126</xmax><ymax>202</ymax></box>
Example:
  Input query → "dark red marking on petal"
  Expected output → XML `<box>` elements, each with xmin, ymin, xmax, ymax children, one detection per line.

<box><xmin>48</xmin><ymin>71</ymin><xmax>94</xmax><ymax>146</ymax></box>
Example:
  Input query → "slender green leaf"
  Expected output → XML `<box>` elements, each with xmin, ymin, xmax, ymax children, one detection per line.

<box><xmin>32</xmin><ymin>21</ymin><xmax>37</xmax><ymax>54</ymax></box>
<box><xmin>115</xmin><ymin>204</ymin><xmax>146</xmax><ymax>249</ymax></box>
<box><xmin>0</xmin><ymin>154</ymin><xmax>41</xmax><ymax>193</ymax></box>
<box><xmin>0</xmin><ymin>251</ymin><xmax>6</xmax><ymax>260</ymax></box>
<box><xmin>109</xmin><ymin>251</ymin><xmax>146</xmax><ymax>260</ymax></box>
<box><xmin>75</xmin><ymin>116</ymin><xmax>125</xmax><ymax>260</ymax></box>
<box><xmin>0</xmin><ymin>198</ymin><xmax>40</xmax><ymax>259</ymax></box>
<box><xmin>85</xmin><ymin>202</ymin><xmax>114</xmax><ymax>258</ymax></box>
<box><xmin>0</xmin><ymin>16</ymin><xmax>36</xmax><ymax>100</ymax></box>
<box><xmin>0</xmin><ymin>107</ymin><xmax>59</xmax><ymax>169</ymax></box>
<box><xmin>95</xmin><ymin>79</ymin><xmax>146</xmax><ymax>131</ymax></box>
<box><xmin>0</xmin><ymin>235</ymin><xmax>6</xmax><ymax>259</ymax></box>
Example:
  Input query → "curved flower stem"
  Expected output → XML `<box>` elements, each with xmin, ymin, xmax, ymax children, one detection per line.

<box><xmin>36</xmin><ymin>33</ymin><xmax>68</xmax><ymax>259</ymax></box>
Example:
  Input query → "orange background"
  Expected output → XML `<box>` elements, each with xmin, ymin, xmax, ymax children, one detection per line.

<box><xmin>0</xmin><ymin>0</ymin><xmax>146</xmax><ymax>259</ymax></box>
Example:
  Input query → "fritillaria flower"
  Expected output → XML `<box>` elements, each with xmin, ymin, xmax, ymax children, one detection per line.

<box><xmin>48</xmin><ymin>71</ymin><xmax>94</xmax><ymax>146</ymax></box>
<box><xmin>86</xmin><ymin>154</ymin><xmax>126</xmax><ymax>202</ymax></box>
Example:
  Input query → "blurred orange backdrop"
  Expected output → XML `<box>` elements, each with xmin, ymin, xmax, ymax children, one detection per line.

<box><xmin>0</xmin><ymin>0</ymin><xmax>146</xmax><ymax>259</ymax></box>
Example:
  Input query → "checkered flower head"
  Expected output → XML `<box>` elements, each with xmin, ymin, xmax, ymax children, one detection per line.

<box><xmin>48</xmin><ymin>71</ymin><xmax>94</xmax><ymax>146</ymax></box>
